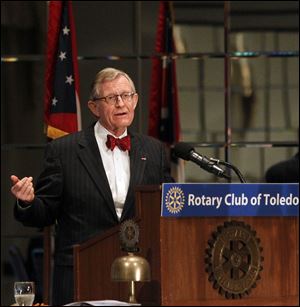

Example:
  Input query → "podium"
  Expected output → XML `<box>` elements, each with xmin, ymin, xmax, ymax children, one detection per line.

<box><xmin>73</xmin><ymin>185</ymin><xmax>299</xmax><ymax>305</ymax></box>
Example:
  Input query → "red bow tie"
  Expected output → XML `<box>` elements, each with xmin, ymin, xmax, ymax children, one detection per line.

<box><xmin>106</xmin><ymin>134</ymin><xmax>131</xmax><ymax>151</ymax></box>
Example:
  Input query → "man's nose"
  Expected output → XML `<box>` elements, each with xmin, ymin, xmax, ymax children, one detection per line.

<box><xmin>115</xmin><ymin>95</ymin><xmax>125</xmax><ymax>106</ymax></box>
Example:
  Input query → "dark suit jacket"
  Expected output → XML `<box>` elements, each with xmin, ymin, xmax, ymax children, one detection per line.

<box><xmin>14</xmin><ymin>123</ymin><xmax>173</xmax><ymax>304</ymax></box>
<box><xmin>265</xmin><ymin>152</ymin><xmax>299</xmax><ymax>183</ymax></box>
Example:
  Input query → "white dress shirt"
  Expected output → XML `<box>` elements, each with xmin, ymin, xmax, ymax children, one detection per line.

<box><xmin>94</xmin><ymin>122</ymin><xmax>130</xmax><ymax>220</ymax></box>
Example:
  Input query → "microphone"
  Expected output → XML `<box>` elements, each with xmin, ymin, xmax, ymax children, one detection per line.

<box><xmin>174</xmin><ymin>142</ymin><xmax>230</xmax><ymax>180</ymax></box>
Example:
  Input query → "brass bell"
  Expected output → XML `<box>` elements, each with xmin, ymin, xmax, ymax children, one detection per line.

<box><xmin>111</xmin><ymin>252</ymin><xmax>151</xmax><ymax>303</ymax></box>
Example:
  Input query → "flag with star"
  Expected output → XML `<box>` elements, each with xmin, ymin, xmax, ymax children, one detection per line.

<box><xmin>148</xmin><ymin>1</ymin><xmax>184</xmax><ymax>181</ymax></box>
<box><xmin>44</xmin><ymin>0</ymin><xmax>81</xmax><ymax>139</ymax></box>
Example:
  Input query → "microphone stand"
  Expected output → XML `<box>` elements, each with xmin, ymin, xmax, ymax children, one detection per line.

<box><xmin>210</xmin><ymin>158</ymin><xmax>246</xmax><ymax>183</ymax></box>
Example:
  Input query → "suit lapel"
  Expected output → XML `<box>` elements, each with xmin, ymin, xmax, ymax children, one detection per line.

<box><xmin>76</xmin><ymin>124</ymin><xmax>118</xmax><ymax>220</ymax></box>
<box><xmin>121</xmin><ymin>133</ymin><xmax>146</xmax><ymax>220</ymax></box>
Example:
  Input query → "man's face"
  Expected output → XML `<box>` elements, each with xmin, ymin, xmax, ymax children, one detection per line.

<box><xmin>88</xmin><ymin>75</ymin><xmax>138</xmax><ymax>136</ymax></box>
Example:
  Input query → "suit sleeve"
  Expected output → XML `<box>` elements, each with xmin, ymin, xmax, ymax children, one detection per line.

<box><xmin>14</xmin><ymin>142</ymin><xmax>63</xmax><ymax>227</ymax></box>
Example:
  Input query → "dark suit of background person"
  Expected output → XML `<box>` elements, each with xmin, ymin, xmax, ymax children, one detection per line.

<box><xmin>265</xmin><ymin>152</ymin><xmax>299</xmax><ymax>183</ymax></box>
<box><xmin>11</xmin><ymin>68</ymin><xmax>174</xmax><ymax>305</ymax></box>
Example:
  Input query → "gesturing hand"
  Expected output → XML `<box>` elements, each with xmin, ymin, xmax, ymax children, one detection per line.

<box><xmin>10</xmin><ymin>175</ymin><xmax>35</xmax><ymax>203</ymax></box>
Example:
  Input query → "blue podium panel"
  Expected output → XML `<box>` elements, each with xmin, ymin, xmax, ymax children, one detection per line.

<box><xmin>161</xmin><ymin>183</ymin><xmax>299</xmax><ymax>217</ymax></box>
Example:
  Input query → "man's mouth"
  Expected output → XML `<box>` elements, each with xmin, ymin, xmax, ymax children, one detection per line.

<box><xmin>115</xmin><ymin>112</ymin><xmax>127</xmax><ymax>116</ymax></box>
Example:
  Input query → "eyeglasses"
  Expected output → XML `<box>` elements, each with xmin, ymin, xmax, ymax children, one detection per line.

<box><xmin>92</xmin><ymin>92</ymin><xmax>136</xmax><ymax>105</ymax></box>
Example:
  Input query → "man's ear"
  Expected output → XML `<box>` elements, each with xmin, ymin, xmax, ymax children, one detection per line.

<box><xmin>88</xmin><ymin>100</ymin><xmax>99</xmax><ymax>117</ymax></box>
<box><xmin>132</xmin><ymin>93</ymin><xmax>138</xmax><ymax>110</ymax></box>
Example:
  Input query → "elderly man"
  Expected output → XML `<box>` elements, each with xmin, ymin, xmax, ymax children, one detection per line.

<box><xmin>11</xmin><ymin>67</ymin><xmax>173</xmax><ymax>305</ymax></box>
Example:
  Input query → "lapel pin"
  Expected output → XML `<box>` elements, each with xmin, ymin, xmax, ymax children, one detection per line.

<box><xmin>141</xmin><ymin>157</ymin><xmax>147</xmax><ymax>161</ymax></box>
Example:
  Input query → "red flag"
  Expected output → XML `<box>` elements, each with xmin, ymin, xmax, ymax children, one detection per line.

<box><xmin>44</xmin><ymin>1</ymin><xmax>81</xmax><ymax>139</ymax></box>
<box><xmin>148</xmin><ymin>1</ymin><xmax>184</xmax><ymax>181</ymax></box>
<box><xmin>148</xmin><ymin>1</ymin><xmax>180</xmax><ymax>145</ymax></box>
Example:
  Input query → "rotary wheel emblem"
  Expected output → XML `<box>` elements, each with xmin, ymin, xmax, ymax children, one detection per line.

<box><xmin>165</xmin><ymin>187</ymin><xmax>185</xmax><ymax>214</ymax></box>
<box><xmin>205</xmin><ymin>221</ymin><xmax>263</xmax><ymax>299</ymax></box>
<box><xmin>119</xmin><ymin>219</ymin><xmax>139</xmax><ymax>252</ymax></box>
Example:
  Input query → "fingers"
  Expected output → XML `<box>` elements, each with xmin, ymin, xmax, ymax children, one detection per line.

<box><xmin>11</xmin><ymin>176</ymin><xmax>35</xmax><ymax>203</ymax></box>
<box><xmin>10</xmin><ymin>175</ymin><xmax>20</xmax><ymax>185</ymax></box>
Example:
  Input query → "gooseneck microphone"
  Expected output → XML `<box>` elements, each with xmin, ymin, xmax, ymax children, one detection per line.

<box><xmin>174</xmin><ymin>142</ymin><xmax>231</xmax><ymax>180</ymax></box>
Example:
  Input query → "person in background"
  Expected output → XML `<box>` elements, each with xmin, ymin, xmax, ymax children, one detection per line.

<box><xmin>11</xmin><ymin>67</ymin><xmax>174</xmax><ymax>305</ymax></box>
<box><xmin>265</xmin><ymin>151</ymin><xmax>299</xmax><ymax>183</ymax></box>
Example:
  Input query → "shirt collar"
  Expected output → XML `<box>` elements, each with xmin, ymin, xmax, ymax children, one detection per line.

<box><xmin>95</xmin><ymin>121</ymin><xmax>128</xmax><ymax>143</ymax></box>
